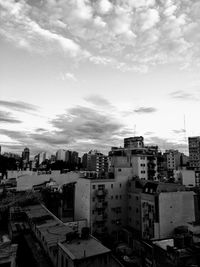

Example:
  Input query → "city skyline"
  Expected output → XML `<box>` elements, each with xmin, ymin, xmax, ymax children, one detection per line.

<box><xmin>1</xmin><ymin>0</ymin><xmax>200</xmax><ymax>155</ymax></box>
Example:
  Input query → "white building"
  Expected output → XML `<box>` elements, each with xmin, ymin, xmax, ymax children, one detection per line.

<box><xmin>75</xmin><ymin>169</ymin><xmax>132</xmax><ymax>240</ymax></box>
<box><xmin>56</xmin><ymin>149</ymin><xmax>66</xmax><ymax>161</ymax></box>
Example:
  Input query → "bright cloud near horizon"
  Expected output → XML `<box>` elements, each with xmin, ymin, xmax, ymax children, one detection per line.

<box><xmin>1</xmin><ymin>0</ymin><xmax>200</xmax><ymax>156</ymax></box>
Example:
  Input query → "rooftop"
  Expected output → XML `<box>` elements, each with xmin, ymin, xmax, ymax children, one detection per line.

<box><xmin>24</xmin><ymin>204</ymin><xmax>71</xmax><ymax>247</ymax></box>
<box><xmin>60</xmin><ymin>236</ymin><xmax>110</xmax><ymax>260</ymax></box>
<box><xmin>153</xmin><ymin>239</ymin><xmax>174</xmax><ymax>250</ymax></box>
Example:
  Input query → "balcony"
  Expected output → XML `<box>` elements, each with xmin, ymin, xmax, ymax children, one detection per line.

<box><xmin>96</xmin><ymin>201</ymin><xmax>108</xmax><ymax>209</ymax></box>
<box><xmin>96</xmin><ymin>189</ymin><xmax>107</xmax><ymax>197</ymax></box>
<box><xmin>96</xmin><ymin>202</ymin><xmax>103</xmax><ymax>209</ymax></box>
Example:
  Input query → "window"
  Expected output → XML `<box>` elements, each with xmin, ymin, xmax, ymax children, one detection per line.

<box><xmin>118</xmin><ymin>168</ymin><xmax>122</xmax><ymax>172</ymax></box>
<box><xmin>92</xmin><ymin>210</ymin><xmax>95</xmax><ymax>214</ymax></box>
<box><xmin>111</xmin><ymin>184</ymin><xmax>113</xmax><ymax>189</ymax></box>
<box><xmin>119</xmin><ymin>183</ymin><xmax>122</xmax><ymax>188</ymax></box>
<box><xmin>92</xmin><ymin>185</ymin><xmax>96</xmax><ymax>189</ymax></box>
<box><xmin>92</xmin><ymin>197</ymin><xmax>95</xmax><ymax>202</ymax></box>
<box><xmin>140</xmin><ymin>156</ymin><xmax>145</xmax><ymax>160</ymax></box>
<box><xmin>111</xmin><ymin>195</ymin><xmax>113</xmax><ymax>199</ymax></box>
<box><xmin>98</xmin><ymin>184</ymin><xmax>105</xmax><ymax>190</ymax></box>
<box><xmin>120</xmin><ymin>195</ymin><xmax>122</xmax><ymax>199</ymax></box>
<box><xmin>115</xmin><ymin>195</ymin><xmax>118</xmax><ymax>200</ymax></box>
<box><xmin>141</xmin><ymin>170</ymin><xmax>145</xmax><ymax>174</ymax></box>
<box><xmin>65</xmin><ymin>259</ymin><xmax>68</xmax><ymax>267</ymax></box>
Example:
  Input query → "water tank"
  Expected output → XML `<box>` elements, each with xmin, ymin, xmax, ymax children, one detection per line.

<box><xmin>174</xmin><ymin>234</ymin><xmax>185</xmax><ymax>249</ymax></box>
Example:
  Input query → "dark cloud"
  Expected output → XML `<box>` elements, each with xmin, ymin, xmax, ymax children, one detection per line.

<box><xmin>84</xmin><ymin>95</ymin><xmax>113</xmax><ymax>108</ymax></box>
<box><xmin>0</xmin><ymin>110</ymin><xmax>21</xmax><ymax>124</ymax></box>
<box><xmin>51</xmin><ymin>106</ymin><xmax>123</xmax><ymax>142</ymax></box>
<box><xmin>134</xmin><ymin>107</ymin><xmax>157</xmax><ymax>114</ymax></box>
<box><xmin>0</xmin><ymin>100</ymin><xmax>39</xmax><ymax>112</ymax></box>
<box><xmin>169</xmin><ymin>90</ymin><xmax>199</xmax><ymax>101</ymax></box>
<box><xmin>0</xmin><ymin>106</ymin><xmax>124</xmax><ymax>155</ymax></box>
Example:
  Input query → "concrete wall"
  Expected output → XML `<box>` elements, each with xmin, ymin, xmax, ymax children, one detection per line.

<box><xmin>74</xmin><ymin>178</ymin><xmax>91</xmax><ymax>226</ymax></box>
<box><xmin>159</xmin><ymin>191</ymin><xmax>195</xmax><ymax>239</ymax></box>
<box><xmin>174</xmin><ymin>170</ymin><xmax>196</xmax><ymax>187</ymax></box>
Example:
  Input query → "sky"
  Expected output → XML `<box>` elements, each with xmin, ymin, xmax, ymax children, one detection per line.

<box><xmin>1</xmin><ymin>0</ymin><xmax>200</xmax><ymax>156</ymax></box>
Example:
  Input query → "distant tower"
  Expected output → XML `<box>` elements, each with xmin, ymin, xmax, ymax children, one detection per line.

<box><xmin>22</xmin><ymin>147</ymin><xmax>30</xmax><ymax>163</ymax></box>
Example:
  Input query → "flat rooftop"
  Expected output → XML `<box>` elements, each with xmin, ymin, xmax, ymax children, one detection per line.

<box><xmin>24</xmin><ymin>204</ymin><xmax>71</xmax><ymax>247</ymax></box>
<box><xmin>153</xmin><ymin>239</ymin><xmax>174</xmax><ymax>250</ymax></box>
<box><xmin>60</xmin><ymin>236</ymin><xmax>110</xmax><ymax>260</ymax></box>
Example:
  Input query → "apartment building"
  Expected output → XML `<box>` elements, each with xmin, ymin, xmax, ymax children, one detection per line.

<box><xmin>82</xmin><ymin>150</ymin><xmax>108</xmax><ymax>174</ymax></box>
<box><xmin>58</xmin><ymin>232</ymin><xmax>122</xmax><ymax>267</ymax></box>
<box><xmin>75</xmin><ymin>169</ymin><xmax>132</xmax><ymax>240</ymax></box>
<box><xmin>109</xmin><ymin>137</ymin><xmax>158</xmax><ymax>181</ymax></box>
<box><xmin>189</xmin><ymin>136</ymin><xmax>200</xmax><ymax>170</ymax></box>
<box><xmin>56</xmin><ymin>150</ymin><xmax>67</xmax><ymax>161</ymax></box>
<box><xmin>23</xmin><ymin>204</ymin><xmax>121</xmax><ymax>267</ymax></box>
<box><xmin>128</xmin><ymin>179</ymin><xmax>195</xmax><ymax>240</ymax></box>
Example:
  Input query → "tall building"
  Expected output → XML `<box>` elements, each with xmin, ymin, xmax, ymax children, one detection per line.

<box><xmin>188</xmin><ymin>136</ymin><xmax>200</xmax><ymax>170</ymax></box>
<box><xmin>75</xmin><ymin>169</ymin><xmax>130</xmax><ymax>241</ymax></box>
<box><xmin>22</xmin><ymin>147</ymin><xmax>30</xmax><ymax>163</ymax></box>
<box><xmin>56</xmin><ymin>149</ymin><xmax>66</xmax><ymax>161</ymax></box>
<box><xmin>109</xmin><ymin>137</ymin><xmax>158</xmax><ymax>181</ymax></box>
<box><xmin>82</xmin><ymin>150</ymin><xmax>108</xmax><ymax>175</ymax></box>
<box><xmin>127</xmin><ymin>179</ymin><xmax>195</xmax><ymax>240</ymax></box>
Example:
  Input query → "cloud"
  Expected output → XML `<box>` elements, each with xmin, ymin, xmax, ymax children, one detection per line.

<box><xmin>146</xmin><ymin>136</ymin><xmax>188</xmax><ymax>153</ymax></box>
<box><xmin>0</xmin><ymin>100</ymin><xmax>39</xmax><ymax>112</ymax></box>
<box><xmin>1</xmin><ymin>0</ymin><xmax>200</xmax><ymax>71</ymax></box>
<box><xmin>84</xmin><ymin>95</ymin><xmax>113</xmax><ymax>108</ymax></box>
<box><xmin>134</xmin><ymin>107</ymin><xmax>157</xmax><ymax>114</ymax></box>
<box><xmin>0</xmin><ymin>105</ymin><xmax>124</xmax><ymax>154</ymax></box>
<box><xmin>60</xmin><ymin>72</ymin><xmax>78</xmax><ymax>82</ymax></box>
<box><xmin>173</xmin><ymin>129</ymin><xmax>186</xmax><ymax>134</ymax></box>
<box><xmin>169</xmin><ymin>90</ymin><xmax>199</xmax><ymax>101</ymax></box>
<box><xmin>0</xmin><ymin>110</ymin><xmax>21</xmax><ymax>124</ymax></box>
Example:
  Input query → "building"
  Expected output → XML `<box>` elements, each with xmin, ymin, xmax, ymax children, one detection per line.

<box><xmin>56</xmin><ymin>150</ymin><xmax>66</xmax><ymax>162</ymax></box>
<box><xmin>174</xmin><ymin>169</ymin><xmax>196</xmax><ymax>187</ymax></box>
<box><xmin>82</xmin><ymin>150</ymin><xmax>108</xmax><ymax>175</ymax></box>
<box><xmin>0</xmin><ymin>235</ymin><xmax>18</xmax><ymax>267</ymax></box>
<box><xmin>189</xmin><ymin>136</ymin><xmax>200</xmax><ymax>170</ymax></box>
<box><xmin>75</xmin><ymin>169</ymin><xmax>131</xmax><ymax>241</ymax></box>
<box><xmin>24</xmin><ymin>204</ymin><xmax>122</xmax><ymax>267</ymax></box>
<box><xmin>127</xmin><ymin>179</ymin><xmax>195</xmax><ymax>240</ymax></box>
<box><xmin>152</xmin><ymin>232</ymin><xmax>200</xmax><ymax>267</ymax></box>
<box><xmin>58</xmin><ymin>232</ymin><xmax>122</xmax><ymax>267</ymax></box>
<box><xmin>109</xmin><ymin>137</ymin><xmax>158</xmax><ymax>181</ymax></box>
